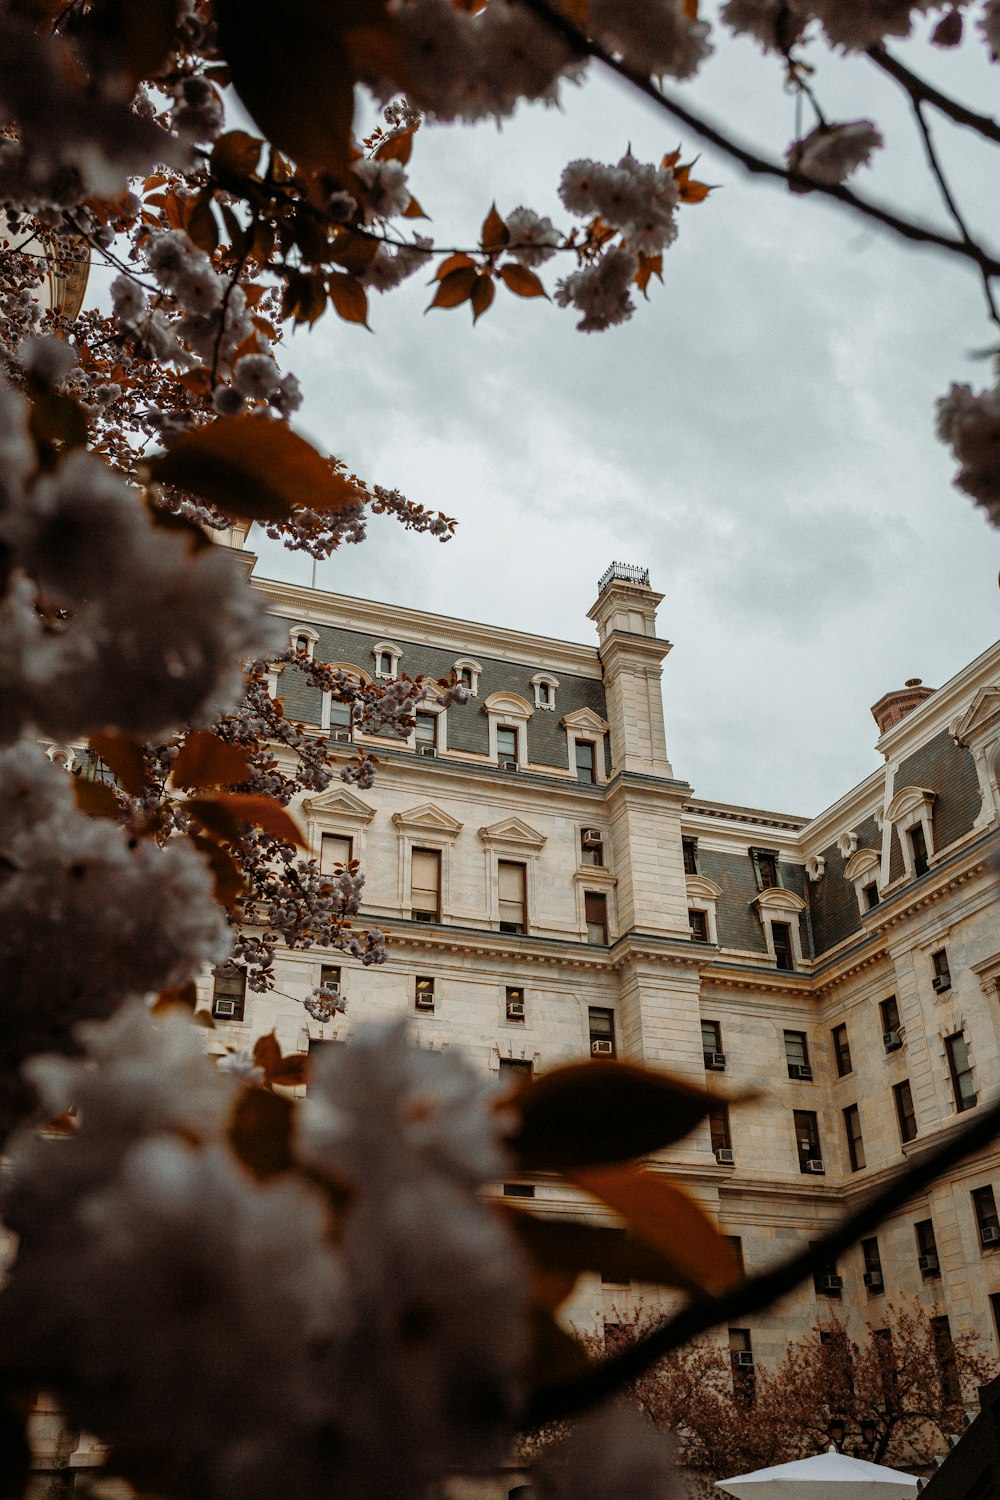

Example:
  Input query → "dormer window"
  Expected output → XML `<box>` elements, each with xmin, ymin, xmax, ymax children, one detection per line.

<box><xmin>844</xmin><ymin>847</ymin><xmax>882</xmax><ymax>916</ymax></box>
<box><xmin>372</xmin><ymin>641</ymin><xmax>403</xmax><ymax>681</ymax></box>
<box><xmin>751</xmin><ymin>848</ymin><xmax>780</xmax><ymax>890</ymax></box>
<box><xmin>531</xmin><ymin>673</ymin><xmax>558</xmax><ymax>711</ymax></box>
<box><xmin>288</xmin><ymin>624</ymin><xmax>318</xmax><ymax>660</ymax></box>
<box><xmin>497</xmin><ymin>725</ymin><xmax>518</xmax><ymax>770</ymax></box>
<box><xmin>575</xmin><ymin>740</ymin><xmax>596</xmax><ymax>784</ymax></box>
<box><xmin>453</xmin><ymin>658</ymin><xmax>482</xmax><ymax>697</ymax></box>
<box><xmin>886</xmin><ymin>786</ymin><xmax>936</xmax><ymax>884</ymax></box>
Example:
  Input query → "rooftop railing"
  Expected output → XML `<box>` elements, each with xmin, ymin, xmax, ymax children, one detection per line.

<box><xmin>597</xmin><ymin>561</ymin><xmax>650</xmax><ymax>594</ymax></box>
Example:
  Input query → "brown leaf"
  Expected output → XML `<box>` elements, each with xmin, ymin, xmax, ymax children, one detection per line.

<box><xmin>28</xmin><ymin>391</ymin><xmax>88</xmax><ymax>451</ymax></box>
<box><xmin>252</xmin><ymin>1029</ymin><xmax>308</xmax><ymax>1087</ymax></box>
<box><xmin>283</xmin><ymin>270</ymin><xmax>328</xmax><ymax>326</ymax></box>
<box><xmin>143</xmin><ymin>503</ymin><xmax>214</xmax><ymax>554</ymax></box>
<box><xmin>568</xmin><ymin>1165</ymin><xmax>742</xmax><ymax>1296</ymax></box>
<box><xmin>375</xmin><ymin>127</ymin><xmax>415</xmax><ymax>165</ymax></box>
<box><xmin>210</xmin><ymin>130</ymin><xmax>264</xmax><ymax>190</ymax></box>
<box><xmin>329</xmin><ymin>230</ymin><xmax>381</xmax><ymax>274</ymax></box>
<box><xmin>402</xmin><ymin>194</ymin><xmax>429</xmax><ymax>219</ymax></box>
<box><xmin>470</xmin><ymin>273</ymin><xmax>495</xmax><ymax>323</ymax></box>
<box><xmin>191</xmin><ymin>836</ymin><xmax>248</xmax><ymax>913</ymax></box>
<box><xmin>71</xmin><ymin>778</ymin><xmax>122</xmax><ymax>820</ymax></box>
<box><xmin>146</xmin><ymin>416</ymin><xmax>364</xmax><ymax>524</ymax></box>
<box><xmin>171</xmin><ymin>730</ymin><xmax>252</xmax><ymax>790</ymax></box>
<box><xmin>228</xmin><ymin>1086</ymin><xmax>297</xmax><ymax>1180</ymax></box>
<box><xmin>428</xmin><ymin>265</ymin><xmax>478</xmax><ymax>311</ymax></box>
<box><xmin>506</xmin><ymin>1209</ymin><xmax>718</xmax><ymax>1292</ymax></box>
<box><xmin>187</xmin><ymin>193</ymin><xmax>219</xmax><ymax>253</ymax></box>
<box><xmin>499</xmin><ymin>263</ymin><xmax>547</xmax><ymax>299</ymax></box>
<box><xmin>526</xmin><ymin>1305</ymin><xmax>592</xmax><ymax>1394</ymax></box>
<box><xmin>327</xmin><ymin>272</ymin><xmax>370</xmax><ymax>327</ymax></box>
<box><xmin>434</xmin><ymin>252</ymin><xmax>476</xmax><ymax>280</ymax></box>
<box><xmin>634</xmin><ymin>252</ymin><xmax>663</xmax><ymax>296</ymax></box>
<box><xmin>480</xmin><ymin>202</ymin><xmax>510</xmax><ymax>252</ymax></box>
<box><xmin>150</xmin><ymin>981</ymin><xmax>198</xmax><ymax>1016</ymax></box>
<box><xmin>185</xmin><ymin>791</ymin><xmax>307</xmax><ymax>847</ymax></box>
<box><xmin>931</xmin><ymin>8</ymin><xmax>962</xmax><ymax>45</ymax></box>
<box><xmin>88</xmin><ymin>730</ymin><xmax>148</xmax><ymax>795</ymax></box>
<box><xmin>506</xmin><ymin>1058</ymin><xmax>716</xmax><ymax>1172</ymax></box>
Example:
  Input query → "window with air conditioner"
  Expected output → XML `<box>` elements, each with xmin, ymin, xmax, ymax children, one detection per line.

<box><xmin>793</xmin><ymin>1109</ymin><xmax>822</xmax><ymax>1174</ymax></box>
<box><xmin>498</xmin><ymin>861</ymin><xmax>527</xmax><ymax>934</ymax></box>
<box><xmin>410</xmin><ymin>847</ymin><xmax>442</xmax><ymax>923</ymax></box>
<box><xmin>414</xmin><ymin>976</ymin><xmax>435</xmax><ymax>1011</ymax></box>
<box><xmin>915</xmin><ymin>1218</ymin><xmax>940</xmax><ymax>1276</ymax></box>
<box><xmin>497</xmin><ymin>725</ymin><xmax>519</xmax><ymax>771</ymax></box>
<box><xmin>861</xmin><ymin>1236</ymin><xmax>884</xmax><ymax>1292</ymax></box>
<box><xmin>932</xmin><ymin>948</ymin><xmax>952</xmax><ymax>993</ymax></box>
<box><xmin>212</xmin><ymin>967</ymin><xmax>246</xmax><ymax>1022</ymax></box>
<box><xmin>784</xmin><ymin>1031</ymin><xmax>811</xmax><ymax>1081</ymax></box>
<box><xmin>588</xmin><ymin>1006</ymin><xmax>615</xmax><ymax>1057</ymax></box>
<box><xmin>710</xmin><ymin>1102</ymin><xmax>733</xmax><ymax>1164</ymax></box>
<box><xmin>880</xmin><ymin>995</ymin><xmax>902</xmax><ymax>1053</ymax></box>
<box><xmin>972</xmin><ymin>1185</ymin><xmax>1000</xmax><ymax>1248</ymax></box>
<box><xmin>328</xmin><ymin>698</ymin><xmax>353</xmax><ymax>742</ymax></box>
<box><xmin>580</xmin><ymin>827</ymin><xmax>605</xmax><ymax>866</ymax></box>
<box><xmin>729</xmin><ymin>1329</ymin><xmax>755</xmax><ymax>1400</ymax></box>
<box><xmin>702</xmin><ymin>1019</ymin><xmax>725</xmax><ymax>1071</ymax></box>
<box><xmin>414</xmin><ymin>710</ymin><xmax>437</xmax><ymax>756</ymax></box>
<box><xmin>505</xmin><ymin>985</ymin><xmax>525</xmax><ymax>1022</ymax></box>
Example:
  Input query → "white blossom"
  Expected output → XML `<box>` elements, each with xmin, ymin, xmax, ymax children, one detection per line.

<box><xmin>590</xmin><ymin>0</ymin><xmax>713</xmax><ymax>79</ymax></box>
<box><xmin>233</xmin><ymin>353</ymin><xmax>283</xmax><ymax>400</ymax></box>
<box><xmin>354</xmin><ymin>158</ymin><xmax>412</xmax><ymax>219</ymax></box>
<box><xmin>937</xmin><ymin>380</ymin><xmax>1000</xmax><ymax>524</ymax></box>
<box><xmin>808</xmin><ymin>0</ymin><xmax>941</xmax><ymax>51</ymax></box>
<box><xmin>555</xmin><ymin>245</ymin><xmax>638</xmax><ymax>332</ymax></box>
<box><xmin>721</xmin><ymin>0</ymin><xmax>808</xmax><ymax>50</ymax></box>
<box><xmin>980</xmin><ymin>0</ymin><xmax>1000</xmax><ymax>56</ymax></box>
<box><xmin>787</xmin><ymin>119</ymin><xmax>884</xmax><ymax>184</ymax></box>
<box><xmin>560</xmin><ymin>152</ymin><xmax>680</xmax><ymax>255</ymax></box>
<box><xmin>504</xmin><ymin>207</ymin><xmax>560</xmax><ymax>267</ymax></box>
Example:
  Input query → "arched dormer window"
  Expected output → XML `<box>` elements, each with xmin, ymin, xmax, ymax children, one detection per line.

<box><xmin>372</xmin><ymin>641</ymin><xmax>403</xmax><ymax>681</ymax></box>
<box><xmin>289</xmin><ymin>624</ymin><xmax>319</xmax><ymax>660</ymax></box>
<box><xmin>844</xmin><ymin>848</ymin><xmax>882</xmax><ymax>915</ymax></box>
<box><xmin>484</xmin><ymin>691</ymin><xmax>534</xmax><ymax>769</ymax></box>
<box><xmin>453</xmin><ymin>658</ymin><xmax>482</xmax><ymax>697</ymax></box>
<box><xmin>886</xmin><ymin>786</ymin><xmax>936</xmax><ymax>883</ymax></box>
<box><xmin>531</xmin><ymin>672</ymin><xmax>559</xmax><ymax>711</ymax></box>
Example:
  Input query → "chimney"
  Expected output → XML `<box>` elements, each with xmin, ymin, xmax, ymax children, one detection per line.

<box><xmin>870</xmin><ymin>678</ymin><xmax>934</xmax><ymax>736</ymax></box>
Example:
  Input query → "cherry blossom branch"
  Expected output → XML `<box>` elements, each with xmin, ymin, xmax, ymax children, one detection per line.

<box><xmin>866</xmin><ymin>42</ymin><xmax>1000</xmax><ymax>146</ymax></box>
<box><xmin>518</xmin><ymin>0</ymin><xmax>1000</xmax><ymax>280</ymax></box>
<box><xmin>525</xmin><ymin>1088</ymin><xmax>1000</xmax><ymax>1427</ymax></box>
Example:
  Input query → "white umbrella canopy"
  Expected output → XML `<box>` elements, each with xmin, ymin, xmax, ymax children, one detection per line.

<box><xmin>716</xmin><ymin>1446</ymin><xmax>920</xmax><ymax>1500</ymax></box>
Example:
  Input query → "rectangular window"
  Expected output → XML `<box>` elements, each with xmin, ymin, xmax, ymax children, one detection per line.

<box><xmin>689</xmin><ymin>908</ymin><xmax>709</xmax><ymax>942</ymax></box>
<box><xmin>580</xmin><ymin>827</ymin><xmax>604</xmax><ymax>866</ymax></box>
<box><xmin>931</xmin><ymin>1315</ymin><xmax>960</xmax><ymax>1404</ymax></box>
<box><xmin>414</xmin><ymin>975</ymin><xmax>435</xmax><ymax>1011</ymax></box>
<box><xmin>211</xmin><ymin>967</ymin><xmax>246</xmax><ymax>1022</ymax></box>
<box><xmin>702</xmin><ymin>1019</ymin><xmax>723</xmax><ymax>1069</ymax></box>
<box><xmin>496</xmin><ymin>725</ymin><xmax>518</xmax><ymax>768</ymax></box>
<box><xmin>378</xmin><ymin>650</ymin><xmax>393</xmax><ymax>676</ymax></box>
<box><xmin>726</xmin><ymin>1236</ymin><xmax>746</xmax><ymax>1277</ymax></box>
<box><xmin>320</xmin><ymin>963</ymin><xmax>341</xmax><ymax>995</ymax></box>
<box><xmin>784</xmin><ymin>1031</ymin><xmax>811</xmax><ymax>1079</ymax></box>
<box><xmin>683</xmin><ymin>837</ymin><xmax>699</xmax><ymax>876</ymax></box>
<box><xmin>794</xmin><ymin>1110</ymin><xmax>822</xmax><ymax>1173</ymax></box>
<box><xmin>893</xmin><ymin>1079</ymin><xmax>918</xmax><ymax>1143</ymax></box>
<box><xmin>729</xmin><ymin>1329</ymin><xmax>755</xmax><ymax>1401</ymax></box>
<box><xmin>932</xmin><ymin>948</ymin><xmax>952</xmax><ymax>991</ymax></box>
<box><xmin>505</xmin><ymin>985</ymin><xmax>525</xmax><ymax>1022</ymax></box>
<box><xmin>320</xmin><ymin>832</ymin><xmax>353</xmax><ymax>875</ymax></box>
<box><xmin>575</xmin><ymin>739</ymin><xmax>596</xmax><ymax>784</ymax></box>
<box><xmin>499</xmin><ymin>1058</ymin><xmax>533</xmax><ymax>1086</ymax></box>
<box><xmin>329</xmin><ymin>698</ymin><xmax>352</xmax><ymax>740</ymax></box>
<box><xmin>843</xmin><ymin>1104</ymin><xmax>865</xmax><ymax>1171</ymax></box>
<box><xmin>585</xmin><ymin>890</ymin><xmax>609</xmax><ymax>945</ymax></box>
<box><xmin>946</xmin><ymin>1031</ymin><xmax>977</xmax><ymax>1113</ymax></box>
<box><xmin>772</xmin><ymin>922</ymin><xmax>794</xmax><ymax>971</ymax></box>
<box><xmin>410</xmin><ymin>847</ymin><xmax>441</xmax><ymax>922</ymax></box>
<box><xmin>861</xmin><ymin>1236</ymin><xmax>884</xmax><ymax>1292</ymax></box>
<box><xmin>972</xmin><ymin>1185</ymin><xmax>1000</xmax><ymax>1246</ymax></box>
<box><xmin>909</xmin><ymin>823</ymin><xmax>929</xmax><ymax>877</ymax></box>
<box><xmin>588</xmin><ymin>1006</ymin><xmax>616</xmax><ymax>1057</ymax></box>
<box><xmin>811</xmin><ymin>1242</ymin><xmax>842</xmax><ymax>1297</ymax></box>
<box><xmin>863</xmin><ymin>881</ymin><xmax>880</xmax><ymax>909</ymax></box>
<box><xmin>880</xmin><ymin>995</ymin><xmax>902</xmax><ymax>1050</ymax></box>
<box><xmin>832</xmin><ymin>1024</ymin><xmax>852</xmax><ymax>1077</ymax></box>
<box><xmin>751</xmin><ymin>849</ymin><xmax>779</xmax><ymax>890</ymax></box>
<box><xmin>414</xmin><ymin>710</ymin><xmax>437</xmax><ymax>753</ymax></box>
<box><xmin>498</xmin><ymin>860</ymin><xmax>527</xmax><ymax>934</ymax></box>
<box><xmin>709</xmin><ymin>1102</ymin><xmax>732</xmax><ymax>1157</ymax></box>
<box><xmin>916</xmin><ymin>1218</ymin><xmax>940</xmax><ymax>1276</ymax></box>
<box><xmin>502</xmin><ymin>1182</ymin><xmax>534</xmax><ymax>1198</ymax></box>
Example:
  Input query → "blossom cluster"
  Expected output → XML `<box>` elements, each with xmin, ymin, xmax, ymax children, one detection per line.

<box><xmin>937</xmin><ymin>380</ymin><xmax>1000</xmax><ymax>524</ymax></box>
<box><xmin>787</xmin><ymin>120</ymin><xmax>884</xmax><ymax>185</ymax></box>
<box><xmin>721</xmin><ymin>0</ymin><xmax>954</xmax><ymax>52</ymax></box>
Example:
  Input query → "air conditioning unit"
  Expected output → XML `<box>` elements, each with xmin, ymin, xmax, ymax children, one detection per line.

<box><xmin>734</xmin><ymin>1351</ymin><xmax>755</xmax><ymax>1368</ymax></box>
<box><xmin>932</xmin><ymin>975</ymin><xmax>951</xmax><ymax>994</ymax></box>
<box><xmin>506</xmin><ymin>1001</ymin><xmax>525</xmax><ymax>1021</ymax></box>
<box><xmin>499</xmin><ymin>758</ymin><xmax>518</xmax><ymax>771</ymax></box>
<box><xmin>705</xmin><ymin>1051</ymin><xmax>727</xmax><ymax>1071</ymax></box>
<box><xmin>806</xmin><ymin>1159</ymin><xmax>826</xmax><ymax>1174</ymax></box>
<box><xmin>415</xmin><ymin>994</ymin><xmax>435</xmax><ymax>1012</ymax></box>
<box><xmin>213</xmin><ymin>1000</ymin><xmax>238</xmax><ymax>1019</ymax></box>
<box><xmin>982</xmin><ymin>1226</ymin><xmax>1000</xmax><ymax>1245</ymax></box>
<box><xmin>582</xmin><ymin>828</ymin><xmax>603</xmax><ymax>848</ymax></box>
<box><xmin>416</xmin><ymin>744</ymin><xmax>436</xmax><ymax>757</ymax></box>
<box><xmin>715</xmin><ymin>1147</ymin><xmax>735</xmax><ymax>1165</ymax></box>
<box><xmin>330</xmin><ymin>729</ymin><xmax>352</xmax><ymax>743</ymax></box>
<box><xmin>882</xmin><ymin>1029</ymin><xmax>903</xmax><ymax>1052</ymax></box>
<box><xmin>591</xmin><ymin>1039</ymin><xmax>614</xmax><ymax>1056</ymax></box>
<box><xmin>863</xmin><ymin>1270</ymin><xmax>884</xmax><ymax>1290</ymax></box>
<box><xmin>918</xmin><ymin>1253</ymin><xmax>940</xmax><ymax>1274</ymax></box>
<box><xmin>790</xmin><ymin>1063</ymin><xmax>813</xmax><ymax>1080</ymax></box>
<box><xmin>820</xmin><ymin>1274</ymin><xmax>843</xmax><ymax>1292</ymax></box>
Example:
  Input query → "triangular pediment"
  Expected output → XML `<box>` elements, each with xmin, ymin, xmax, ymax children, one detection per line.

<box><xmin>301</xmin><ymin>784</ymin><xmax>375</xmax><ymax>823</ymax></box>
<box><xmin>478</xmin><ymin>816</ymin><xmax>547</xmax><ymax>850</ymax></box>
<box><xmin>392</xmin><ymin>802</ymin><xmax>464</xmax><ymax>838</ymax></box>
<box><xmin>562</xmin><ymin>706</ymin><xmax>610</xmax><ymax>734</ymax></box>
<box><xmin>953</xmin><ymin>686</ymin><xmax>1000</xmax><ymax>746</ymax></box>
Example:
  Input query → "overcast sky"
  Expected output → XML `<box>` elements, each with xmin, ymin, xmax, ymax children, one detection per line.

<box><xmin>249</xmin><ymin>6</ymin><xmax>999</xmax><ymax>817</ymax></box>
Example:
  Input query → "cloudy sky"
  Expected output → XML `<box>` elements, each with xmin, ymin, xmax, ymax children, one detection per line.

<box><xmin>249</xmin><ymin>6</ymin><xmax>998</xmax><ymax>817</ymax></box>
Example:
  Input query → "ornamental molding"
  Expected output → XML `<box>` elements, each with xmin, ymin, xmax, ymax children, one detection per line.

<box><xmin>951</xmin><ymin>686</ymin><xmax>1000</xmax><ymax>746</ymax></box>
<box><xmin>483</xmin><ymin>690</ymin><xmax>534</xmax><ymax>719</ymax></box>
<box><xmin>573</xmin><ymin>866</ymin><xmax>617</xmax><ymax>888</ymax></box>
<box><xmin>301</xmin><ymin>785</ymin><xmax>375</xmax><ymax>823</ymax></box>
<box><xmin>685</xmin><ymin>874</ymin><xmax>722</xmax><ymax>901</ymax></box>
<box><xmin>843</xmin><ymin>848</ymin><xmax>880</xmax><ymax>883</ymax></box>
<box><xmin>885</xmin><ymin>785</ymin><xmax>935</xmax><ymax>824</ymax></box>
<box><xmin>561</xmin><ymin>705</ymin><xmax>611</xmax><ymax>734</ymax></box>
<box><xmin>750</xmin><ymin>887</ymin><xmax>806</xmax><ymax>914</ymax></box>
<box><xmin>478</xmin><ymin>815</ymin><xmax>547</xmax><ymax>851</ymax></box>
<box><xmin>391</xmin><ymin>802</ymin><xmax>464</xmax><ymax>839</ymax></box>
<box><xmin>804</xmin><ymin>854</ymin><xmax>825</xmax><ymax>882</ymax></box>
<box><xmin>837</xmin><ymin>830</ymin><xmax>859</xmax><ymax>859</ymax></box>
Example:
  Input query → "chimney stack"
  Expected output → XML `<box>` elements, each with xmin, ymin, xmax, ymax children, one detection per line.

<box><xmin>870</xmin><ymin>677</ymin><xmax>934</xmax><ymax>736</ymax></box>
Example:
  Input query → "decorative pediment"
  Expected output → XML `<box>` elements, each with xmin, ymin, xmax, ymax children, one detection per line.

<box><xmin>751</xmin><ymin>887</ymin><xmax>806</xmax><ymax>914</ymax></box>
<box><xmin>952</xmin><ymin>687</ymin><xmax>1000</xmax><ymax>747</ymax></box>
<box><xmin>478</xmin><ymin>816</ymin><xmax>547</xmax><ymax>851</ymax></box>
<box><xmin>885</xmin><ymin>786</ymin><xmax>935</xmax><ymax>824</ymax></box>
<box><xmin>836</xmin><ymin>830</ymin><xmax>859</xmax><ymax>859</ymax></box>
<box><xmin>301</xmin><ymin>784</ymin><xmax>375</xmax><ymax>824</ymax></box>
<box><xmin>483</xmin><ymin>690</ymin><xmax>533</xmax><ymax>719</ymax></box>
<box><xmin>686</xmin><ymin>874</ymin><xmax>722</xmax><ymax>901</ymax></box>
<box><xmin>561</xmin><ymin>705</ymin><xmax>611</xmax><ymax>734</ymax></box>
<box><xmin>392</xmin><ymin>802</ymin><xmax>464</xmax><ymax>839</ymax></box>
<box><xmin>843</xmin><ymin>848</ymin><xmax>880</xmax><ymax>882</ymax></box>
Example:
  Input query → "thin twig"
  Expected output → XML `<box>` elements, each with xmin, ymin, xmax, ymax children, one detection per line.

<box><xmin>517</xmin><ymin>0</ymin><xmax>1000</xmax><ymax>280</ymax></box>
<box><xmin>525</xmin><ymin>1090</ymin><xmax>1000</xmax><ymax>1426</ymax></box>
<box><xmin>867</xmin><ymin>43</ymin><xmax>1000</xmax><ymax>147</ymax></box>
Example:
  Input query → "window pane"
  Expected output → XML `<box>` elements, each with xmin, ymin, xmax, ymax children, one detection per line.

<box><xmin>497</xmin><ymin>726</ymin><xmax>517</xmax><ymax>760</ymax></box>
<box><xmin>415</xmin><ymin>711</ymin><xmax>436</xmax><ymax>746</ymax></box>
<box><xmin>946</xmin><ymin>1032</ymin><xmax>977</xmax><ymax>1112</ymax></box>
<box><xmin>575</xmin><ymin>740</ymin><xmax>595</xmax><ymax>783</ymax></box>
<box><xmin>772</xmin><ymin>922</ymin><xmax>794</xmax><ymax>970</ymax></box>
<box><xmin>212</xmin><ymin>968</ymin><xmax>246</xmax><ymax>1021</ymax></box>
<box><xmin>683</xmin><ymin>838</ymin><xmax>698</xmax><ymax>875</ymax></box>
<box><xmin>709</xmin><ymin>1103</ymin><xmax>731</xmax><ymax>1153</ymax></box>
<box><xmin>589</xmin><ymin>1007</ymin><xmax>615</xmax><ymax>1054</ymax></box>
<box><xmin>585</xmin><ymin>890</ymin><xmax>608</xmax><ymax>944</ymax></box>
<box><xmin>498</xmin><ymin>861</ymin><xmax>526</xmax><ymax>931</ymax></box>
<box><xmin>702</xmin><ymin>1020</ymin><xmax>721</xmax><ymax>1054</ymax></box>
<box><xmin>894</xmin><ymin>1080</ymin><xmax>917</xmax><ymax>1143</ymax></box>
<box><xmin>329</xmin><ymin>699</ymin><xmax>352</xmax><ymax>731</ymax></box>
<box><xmin>320</xmin><ymin>833</ymin><xmax>352</xmax><ymax>874</ymax></box>
<box><xmin>411</xmin><ymin>848</ymin><xmax>441</xmax><ymax>920</ymax></box>
<box><xmin>689</xmin><ymin>908</ymin><xmax>709</xmax><ymax>942</ymax></box>
<box><xmin>784</xmin><ymin>1031</ymin><xmax>808</xmax><ymax>1069</ymax></box>
<box><xmin>832</xmin><ymin>1025</ymin><xmax>852</xmax><ymax>1077</ymax></box>
<box><xmin>880</xmin><ymin>995</ymin><xmax>901</xmax><ymax>1034</ymax></box>
<box><xmin>844</xmin><ymin>1104</ymin><xmax>865</xmax><ymax>1171</ymax></box>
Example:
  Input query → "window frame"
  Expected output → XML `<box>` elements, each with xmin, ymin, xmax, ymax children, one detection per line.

<box><xmin>945</xmin><ymin>1030</ymin><xmax>977</xmax><ymax>1113</ymax></box>
<box><xmin>832</xmin><ymin>1023</ymin><xmax>852</xmax><ymax>1078</ymax></box>
<box><xmin>320</xmin><ymin>831</ymin><xmax>354</xmax><ymax>875</ymax></box>
<box><xmin>972</xmin><ymin>1185</ymin><xmax>1000</xmax><ymax>1247</ymax></box>
<box><xmin>410</xmin><ymin>846</ymin><xmax>443</xmax><ymax>924</ymax></box>
<box><xmin>893</xmin><ymin>1079</ymin><xmax>918</xmax><ymax>1143</ymax></box>
<box><xmin>584</xmin><ymin>889</ymin><xmax>609</xmax><ymax>945</ymax></box>
<box><xmin>793</xmin><ymin>1109</ymin><xmax>822</xmax><ymax>1173</ymax></box>
<box><xmin>784</xmin><ymin>1030</ymin><xmax>811</xmax><ymax>1079</ymax></box>
<box><xmin>498</xmin><ymin>859</ymin><xmax>528</xmax><ymax>934</ymax></box>
<box><xmin>588</xmin><ymin>1006</ymin><xmax>616</xmax><ymax>1057</ymax></box>
<box><xmin>211</xmin><ymin>966</ymin><xmax>246</xmax><ymax>1022</ymax></box>
<box><xmin>843</xmin><ymin>1103</ymin><xmax>865</xmax><ymax>1172</ymax></box>
<box><xmin>415</xmin><ymin>975</ymin><xmax>436</xmax><ymax>1012</ymax></box>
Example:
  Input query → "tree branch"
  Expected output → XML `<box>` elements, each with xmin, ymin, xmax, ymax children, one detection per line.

<box><xmin>517</xmin><ymin>0</ymin><xmax>1000</xmax><ymax>280</ymax></box>
<box><xmin>524</xmin><ymin>1091</ymin><xmax>1000</xmax><ymax>1427</ymax></box>
<box><xmin>866</xmin><ymin>43</ymin><xmax>1000</xmax><ymax>147</ymax></box>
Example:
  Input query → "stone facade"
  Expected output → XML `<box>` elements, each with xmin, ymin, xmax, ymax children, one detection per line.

<box><xmin>205</xmin><ymin>551</ymin><xmax>1000</xmax><ymax>1377</ymax></box>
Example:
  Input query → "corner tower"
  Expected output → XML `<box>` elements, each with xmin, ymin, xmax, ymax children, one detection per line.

<box><xmin>587</xmin><ymin>562</ymin><xmax>674</xmax><ymax>779</ymax></box>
